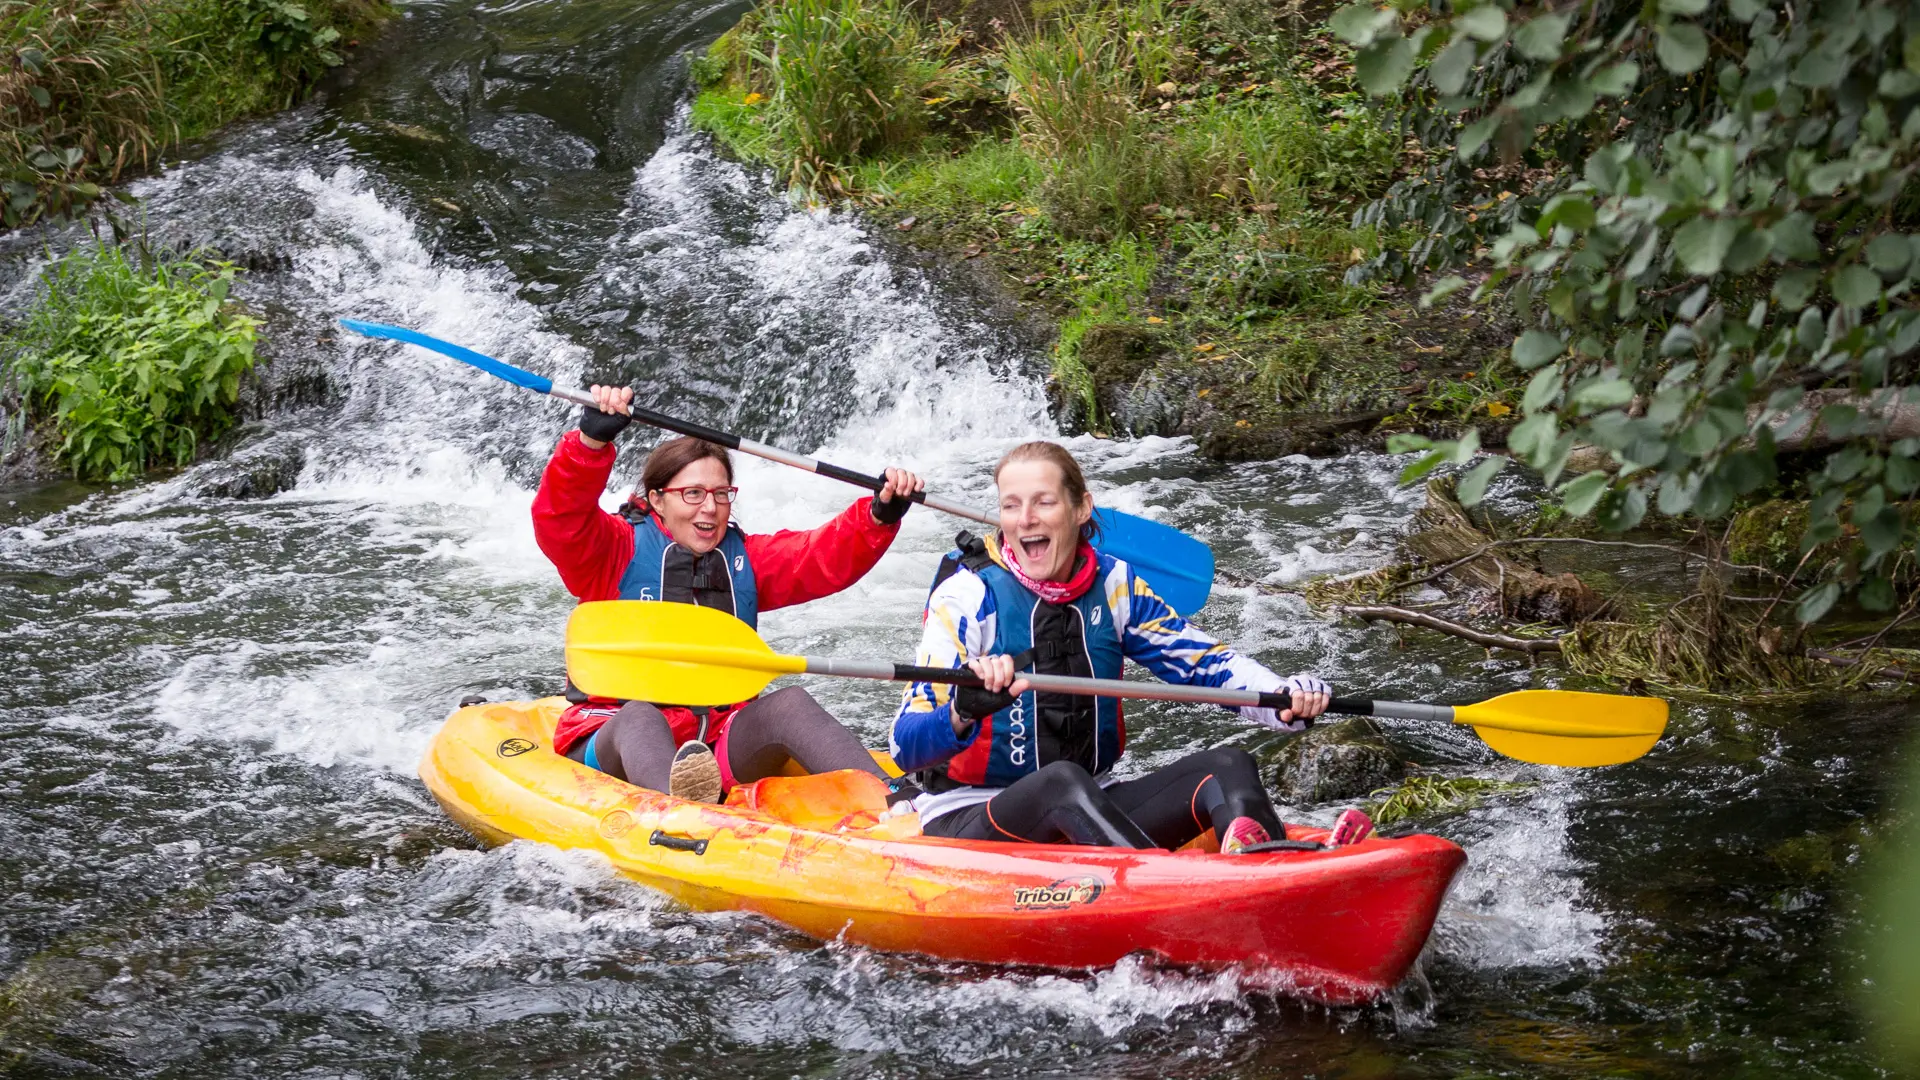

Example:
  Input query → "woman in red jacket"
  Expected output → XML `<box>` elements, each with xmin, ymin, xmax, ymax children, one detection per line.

<box><xmin>532</xmin><ymin>385</ymin><xmax>924</xmax><ymax>804</ymax></box>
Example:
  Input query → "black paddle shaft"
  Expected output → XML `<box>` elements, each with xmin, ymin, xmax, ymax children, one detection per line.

<box><xmin>622</xmin><ymin>402</ymin><xmax>942</xmax><ymax>508</ymax></box>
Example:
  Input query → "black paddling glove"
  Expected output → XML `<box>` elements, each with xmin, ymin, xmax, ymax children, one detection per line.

<box><xmin>954</xmin><ymin>684</ymin><xmax>1017</xmax><ymax>721</ymax></box>
<box><xmin>579</xmin><ymin>405</ymin><xmax>632</xmax><ymax>443</ymax></box>
<box><xmin>871</xmin><ymin>488</ymin><xmax>912</xmax><ymax>525</ymax></box>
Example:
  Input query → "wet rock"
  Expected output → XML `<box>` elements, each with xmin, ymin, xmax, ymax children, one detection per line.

<box><xmin>238</xmin><ymin>343</ymin><xmax>337</xmax><ymax>420</ymax></box>
<box><xmin>1264</xmin><ymin>719</ymin><xmax>1406</xmax><ymax>805</ymax></box>
<box><xmin>186</xmin><ymin>434</ymin><xmax>306</xmax><ymax>499</ymax></box>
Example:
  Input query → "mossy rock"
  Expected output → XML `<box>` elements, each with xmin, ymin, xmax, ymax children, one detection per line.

<box><xmin>1727</xmin><ymin>499</ymin><xmax>1813</xmax><ymax>574</ymax></box>
<box><xmin>1080</xmin><ymin>322</ymin><xmax>1167</xmax><ymax>388</ymax></box>
<box><xmin>1263</xmin><ymin>719</ymin><xmax>1406</xmax><ymax>805</ymax></box>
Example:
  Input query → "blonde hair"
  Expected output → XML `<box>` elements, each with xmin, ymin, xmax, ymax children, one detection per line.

<box><xmin>993</xmin><ymin>441</ymin><xmax>1099</xmax><ymax>540</ymax></box>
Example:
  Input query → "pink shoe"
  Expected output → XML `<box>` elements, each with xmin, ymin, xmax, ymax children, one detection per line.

<box><xmin>1219</xmin><ymin>816</ymin><xmax>1271</xmax><ymax>854</ymax></box>
<box><xmin>1330</xmin><ymin>809</ymin><xmax>1374</xmax><ymax>847</ymax></box>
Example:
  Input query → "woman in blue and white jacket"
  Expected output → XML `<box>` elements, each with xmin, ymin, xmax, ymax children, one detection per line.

<box><xmin>889</xmin><ymin>441</ymin><xmax>1373</xmax><ymax>853</ymax></box>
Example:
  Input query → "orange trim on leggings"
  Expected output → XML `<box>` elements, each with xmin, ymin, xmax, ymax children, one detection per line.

<box><xmin>986</xmin><ymin>800</ymin><xmax>1035</xmax><ymax>843</ymax></box>
<box><xmin>1189</xmin><ymin>773</ymin><xmax>1217</xmax><ymax>832</ymax></box>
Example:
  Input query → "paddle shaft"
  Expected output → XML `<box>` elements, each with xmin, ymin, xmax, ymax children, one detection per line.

<box><xmin>805</xmin><ymin>656</ymin><xmax>1447</xmax><ymax>722</ymax></box>
<box><xmin>810</xmin><ymin>660</ymin><xmax>1642</xmax><ymax>738</ymax></box>
<box><xmin>542</xmin><ymin>384</ymin><xmax>994</xmax><ymax>524</ymax></box>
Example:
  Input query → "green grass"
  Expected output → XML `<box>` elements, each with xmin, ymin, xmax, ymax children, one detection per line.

<box><xmin>2</xmin><ymin>239</ymin><xmax>260</xmax><ymax>480</ymax></box>
<box><xmin>691</xmin><ymin>0</ymin><xmax>1409</xmax><ymax>403</ymax></box>
<box><xmin>1366</xmin><ymin>774</ymin><xmax>1535</xmax><ymax>826</ymax></box>
<box><xmin>2</xmin><ymin>0</ymin><xmax>390</xmax><ymax>229</ymax></box>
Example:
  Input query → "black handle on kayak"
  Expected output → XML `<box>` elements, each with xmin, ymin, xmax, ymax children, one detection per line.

<box><xmin>649</xmin><ymin>829</ymin><xmax>709</xmax><ymax>855</ymax></box>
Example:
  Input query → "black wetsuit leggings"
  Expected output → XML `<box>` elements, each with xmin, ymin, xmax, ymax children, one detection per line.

<box><xmin>565</xmin><ymin>686</ymin><xmax>887</xmax><ymax>792</ymax></box>
<box><xmin>921</xmin><ymin>747</ymin><xmax>1282</xmax><ymax>849</ymax></box>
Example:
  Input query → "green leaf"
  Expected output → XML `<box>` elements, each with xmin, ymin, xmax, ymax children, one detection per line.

<box><xmin>1458</xmin><ymin>4</ymin><xmax>1507</xmax><ymax>42</ymax></box>
<box><xmin>1456</xmin><ymin>115</ymin><xmax>1499</xmax><ymax>159</ymax></box>
<box><xmin>1421</xmin><ymin>275</ymin><xmax>1469</xmax><ymax>306</ymax></box>
<box><xmin>1791</xmin><ymin>44</ymin><xmax>1848</xmax><ymax>89</ymax></box>
<box><xmin>1590</xmin><ymin>61</ymin><xmax>1639</xmax><ymax>97</ymax></box>
<box><xmin>1868</xmin><ymin>234</ymin><xmax>1913</xmax><ymax>276</ymax></box>
<box><xmin>1656</xmin><ymin>23</ymin><xmax>1709</xmax><ymax>74</ymax></box>
<box><xmin>1523</xmin><ymin>367</ymin><xmax>1564</xmax><ymax>414</ymax></box>
<box><xmin>1723</xmin><ymin>227</ymin><xmax>1771</xmax><ymax>274</ymax></box>
<box><xmin>1456</xmin><ymin>455</ymin><xmax>1508</xmax><ymax>506</ymax></box>
<box><xmin>1908</xmin><ymin>31</ymin><xmax>1920</xmax><ymax>74</ymax></box>
<box><xmin>1832</xmin><ymin>265</ymin><xmax>1883</xmax><ymax>309</ymax></box>
<box><xmin>1560</xmin><ymin>471</ymin><xmax>1611</xmax><ymax>516</ymax></box>
<box><xmin>1509</xmin><ymin>413</ymin><xmax>1558</xmax><ymax>464</ymax></box>
<box><xmin>1428</xmin><ymin>37</ymin><xmax>1476</xmax><ymax>96</ymax></box>
<box><xmin>1659</xmin><ymin>0</ymin><xmax>1709</xmax><ymax>13</ymax></box>
<box><xmin>1657</xmin><ymin>473</ymin><xmax>1698</xmax><ymax>515</ymax></box>
<box><xmin>1330</xmin><ymin>3</ymin><xmax>1395</xmax><ymax>47</ymax></box>
<box><xmin>1773</xmin><ymin>269</ymin><xmax>1819</xmax><ymax>311</ymax></box>
<box><xmin>1512</xmin><ymin>12</ymin><xmax>1571</xmax><ymax>61</ymax></box>
<box><xmin>1770</xmin><ymin>213</ymin><xmax>1821</xmax><ymax>263</ymax></box>
<box><xmin>1355</xmin><ymin>37</ymin><xmax>1417</xmax><ymax>95</ymax></box>
<box><xmin>1887</xmin><ymin>454</ymin><xmax>1920</xmax><ymax>495</ymax></box>
<box><xmin>1386</xmin><ymin>433</ymin><xmax>1434</xmax><ymax>453</ymax></box>
<box><xmin>1512</xmin><ymin>330</ymin><xmax>1564</xmax><ymax>369</ymax></box>
<box><xmin>1399</xmin><ymin>449</ymin><xmax>1449</xmax><ymax>485</ymax></box>
<box><xmin>1571</xmin><ymin>377</ymin><xmax>1634</xmax><ymax>411</ymax></box>
<box><xmin>1597</xmin><ymin>485</ymin><xmax>1648</xmax><ymax>531</ymax></box>
<box><xmin>1796</xmin><ymin>581</ymin><xmax>1841</xmax><ymax>624</ymax></box>
<box><xmin>1536</xmin><ymin>194</ymin><xmax>1595</xmax><ymax>235</ymax></box>
<box><xmin>1673</xmin><ymin>216</ymin><xmax>1739</xmax><ymax>276</ymax></box>
<box><xmin>1863</xmin><ymin>508</ymin><xmax>1904</xmax><ymax>556</ymax></box>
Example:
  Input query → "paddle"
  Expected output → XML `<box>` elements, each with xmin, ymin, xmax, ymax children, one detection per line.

<box><xmin>338</xmin><ymin>319</ymin><xmax>1218</xmax><ymax>614</ymax></box>
<box><xmin>565</xmin><ymin>601</ymin><xmax>1669</xmax><ymax>768</ymax></box>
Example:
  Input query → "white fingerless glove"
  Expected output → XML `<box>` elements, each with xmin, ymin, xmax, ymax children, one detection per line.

<box><xmin>1241</xmin><ymin>672</ymin><xmax>1327</xmax><ymax>732</ymax></box>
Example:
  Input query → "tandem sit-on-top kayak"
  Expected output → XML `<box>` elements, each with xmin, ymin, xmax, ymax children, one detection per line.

<box><xmin>419</xmin><ymin>698</ymin><xmax>1467</xmax><ymax>1004</ymax></box>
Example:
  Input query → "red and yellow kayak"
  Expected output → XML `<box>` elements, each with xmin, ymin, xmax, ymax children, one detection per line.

<box><xmin>419</xmin><ymin>698</ymin><xmax>1466</xmax><ymax>1004</ymax></box>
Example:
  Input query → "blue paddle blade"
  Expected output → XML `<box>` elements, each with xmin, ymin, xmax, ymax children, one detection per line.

<box><xmin>1092</xmin><ymin>507</ymin><xmax>1215</xmax><ymax>615</ymax></box>
<box><xmin>339</xmin><ymin>319</ymin><xmax>556</xmax><ymax>395</ymax></box>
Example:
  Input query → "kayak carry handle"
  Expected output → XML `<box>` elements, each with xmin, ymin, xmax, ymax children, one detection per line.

<box><xmin>649</xmin><ymin>829</ymin><xmax>709</xmax><ymax>855</ymax></box>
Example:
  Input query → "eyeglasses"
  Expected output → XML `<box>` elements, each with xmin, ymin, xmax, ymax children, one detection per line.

<box><xmin>657</xmin><ymin>485</ymin><xmax>740</xmax><ymax>505</ymax></box>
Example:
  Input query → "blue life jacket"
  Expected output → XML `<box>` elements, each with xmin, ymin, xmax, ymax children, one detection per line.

<box><xmin>616</xmin><ymin>507</ymin><xmax>759</xmax><ymax>628</ymax></box>
<box><xmin>927</xmin><ymin>535</ymin><xmax>1125</xmax><ymax>789</ymax></box>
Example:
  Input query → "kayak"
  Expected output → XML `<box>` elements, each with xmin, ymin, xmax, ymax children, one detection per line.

<box><xmin>419</xmin><ymin>698</ymin><xmax>1467</xmax><ymax>1004</ymax></box>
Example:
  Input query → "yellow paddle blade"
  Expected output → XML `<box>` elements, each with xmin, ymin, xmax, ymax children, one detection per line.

<box><xmin>564</xmin><ymin>601</ymin><xmax>805</xmax><ymax>705</ymax></box>
<box><xmin>1455</xmin><ymin>689</ymin><xmax>1668</xmax><ymax>768</ymax></box>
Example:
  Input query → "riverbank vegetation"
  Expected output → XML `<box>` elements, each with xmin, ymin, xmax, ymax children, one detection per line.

<box><xmin>1</xmin><ymin>240</ymin><xmax>259</xmax><ymax>481</ymax></box>
<box><xmin>2</xmin><ymin>0</ymin><xmax>389</xmax><ymax>230</ymax></box>
<box><xmin>691</xmin><ymin>0</ymin><xmax>1920</xmax><ymax>687</ymax></box>
<box><xmin>688</xmin><ymin>0</ymin><xmax>1481</xmax><ymax>450</ymax></box>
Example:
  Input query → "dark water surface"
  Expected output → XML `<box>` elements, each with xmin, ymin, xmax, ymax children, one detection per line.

<box><xmin>1</xmin><ymin>1</ymin><xmax>1912</xmax><ymax>1075</ymax></box>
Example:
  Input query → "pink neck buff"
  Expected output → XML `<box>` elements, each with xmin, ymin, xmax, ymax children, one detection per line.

<box><xmin>999</xmin><ymin>533</ymin><xmax>1098</xmax><ymax>604</ymax></box>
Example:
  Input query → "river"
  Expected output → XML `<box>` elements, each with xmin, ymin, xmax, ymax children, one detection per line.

<box><xmin>0</xmin><ymin>0</ymin><xmax>1910</xmax><ymax>1075</ymax></box>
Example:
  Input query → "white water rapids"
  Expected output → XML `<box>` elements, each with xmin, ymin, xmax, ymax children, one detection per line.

<box><xmin>0</xmin><ymin>102</ymin><xmax>1605</xmax><ymax>1073</ymax></box>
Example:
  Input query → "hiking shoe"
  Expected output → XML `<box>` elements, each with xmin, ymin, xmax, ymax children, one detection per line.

<box><xmin>668</xmin><ymin>740</ymin><xmax>722</xmax><ymax>803</ymax></box>
<box><xmin>1329</xmin><ymin>808</ymin><xmax>1374</xmax><ymax>847</ymax></box>
<box><xmin>1219</xmin><ymin>816</ymin><xmax>1272</xmax><ymax>855</ymax></box>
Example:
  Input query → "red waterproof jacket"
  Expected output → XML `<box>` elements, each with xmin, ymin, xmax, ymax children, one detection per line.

<box><xmin>531</xmin><ymin>430</ymin><xmax>901</xmax><ymax>754</ymax></box>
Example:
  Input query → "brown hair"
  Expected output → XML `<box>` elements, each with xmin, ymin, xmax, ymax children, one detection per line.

<box><xmin>993</xmin><ymin>440</ymin><xmax>1099</xmax><ymax>539</ymax></box>
<box><xmin>640</xmin><ymin>436</ymin><xmax>734</xmax><ymax>498</ymax></box>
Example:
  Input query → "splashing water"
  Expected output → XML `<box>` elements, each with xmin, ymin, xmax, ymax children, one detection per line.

<box><xmin>2</xmin><ymin>2</ymin><xmax>1905</xmax><ymax>1076</ymax></box>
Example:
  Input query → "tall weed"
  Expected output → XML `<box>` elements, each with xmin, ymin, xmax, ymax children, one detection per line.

<box><xmin>3</xmin><ymin>240</ymin><xmax>259</xmax><ymax>480</ymax></box>
<box><xmin>755</xmin><ymin>0</ymin><xmax>942</xmax><ymax>186</ymax></box>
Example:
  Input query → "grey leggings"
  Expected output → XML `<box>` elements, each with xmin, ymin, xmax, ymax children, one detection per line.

<box><xmin>567</xmin><ymin>686</ymin><xmax>887</xmax><ymax>792</ymax></box>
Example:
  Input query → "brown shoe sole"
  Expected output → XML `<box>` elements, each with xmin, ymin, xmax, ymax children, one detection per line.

<box><xmin>669</xmin><ymin>746</ymin><xmax>722</xmax><ymax>804</ymax></box>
